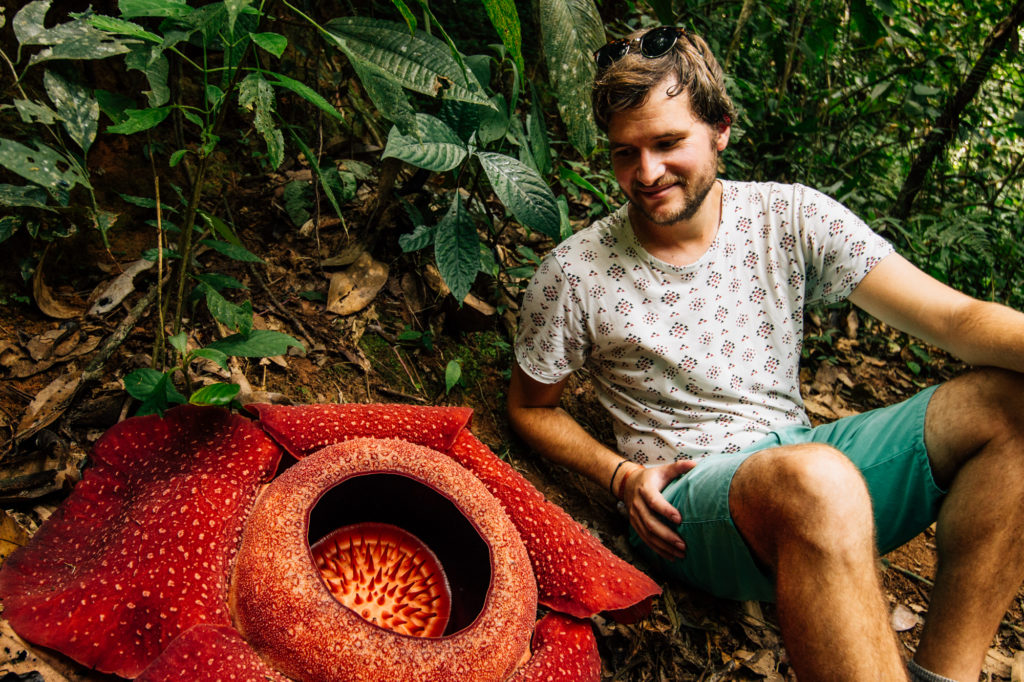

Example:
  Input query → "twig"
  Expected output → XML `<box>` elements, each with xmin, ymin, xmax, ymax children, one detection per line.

<box><xmin>885</xmin><ymin>561</ymin><xmax>1024</xmax><ymax>636</ymax></box>
<box><xmin>248</xmin><ymin>261</ymin><xmax>315</xmax><ymax>350</ymax></box>
<box><xmin>374</xmin><ymin>386</ymin><xmax>427</xmax><ymax>403</ymax></box>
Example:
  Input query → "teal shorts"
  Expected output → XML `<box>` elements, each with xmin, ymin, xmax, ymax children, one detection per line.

<box><xmin>629</xmin><ymin>384</ymin><xmax>946</xmax><ymax>602</ymax></box>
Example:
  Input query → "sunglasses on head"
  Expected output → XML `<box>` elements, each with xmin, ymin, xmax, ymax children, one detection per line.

<box><xmin>593</xmin><ymin>26</ymin><xmax>701</xmax><ymax>70</ymax></box>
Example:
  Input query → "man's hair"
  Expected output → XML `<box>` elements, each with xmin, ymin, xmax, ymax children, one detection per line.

<box><xmin>592</xmin><ymin>29</ymin><xmax>735</xmax><ymax>132</ymax></box>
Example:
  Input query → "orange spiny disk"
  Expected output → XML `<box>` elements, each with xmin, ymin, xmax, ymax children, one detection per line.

<box><xmin>311</xmin><ymin>522</ymin><xmax>451</xmax><ymax>638</ymax></box>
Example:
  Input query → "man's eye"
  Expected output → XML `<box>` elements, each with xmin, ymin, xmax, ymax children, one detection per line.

<box><xmin>612</xmin><ymin>148</ymin><xmax>635</xmax><ymax>159</ymax></box>
<box><xmin>658</xmin><ymin>139</ymin><xmax>681</xmax><ymax>149</ymax></box>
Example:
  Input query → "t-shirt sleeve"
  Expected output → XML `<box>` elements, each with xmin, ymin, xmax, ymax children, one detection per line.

<box><xmin>797</xmin><ymin>184</ymin><xmax>895</xmax><ymax>304</ymax></box>
<box><xmin>514</xmin><ymin>254</ymin><xmax>590</xmax><ymax>384</ymax></box>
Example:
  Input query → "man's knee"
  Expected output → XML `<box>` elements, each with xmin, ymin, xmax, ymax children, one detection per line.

<box><xmin>926</xmin><ymin>368</ymin><xmax>1024</xmax><ymax>484</ymax></box>
<box><xmin>730</xmin><ymin>444</ymin><xmax>874</xmax><ymax>565</ymax></box>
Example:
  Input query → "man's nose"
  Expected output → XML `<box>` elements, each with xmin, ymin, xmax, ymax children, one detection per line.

<box><xmin>636</xmin><ymin>149</ymin><xmax>665</xmax><ymax>186</ymax></box>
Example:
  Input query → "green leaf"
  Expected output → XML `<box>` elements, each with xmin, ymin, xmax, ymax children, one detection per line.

<box><xmin>124</xmin><ymin>368</ymin><xmax>186</xmax><ymax>416</ymax></box>
<box><xmin>199</xmin><ymin>238</ymin><xmax>263</xmax><ymax>263</ymax></box>
<box><xmin>480</xmin><ymin>0</ymin><xmax>525</xmax><ymax>77</ymax></box>
<box><xmin>266</xmin><ymin>72</ymin><xmax>343</xmax><ymax>121</ymax></box>
<box><xmin>912</xmin><ymin>84</ymin><xmax>942</xmax><ymax>97</ymax></box>
<box><xmin>850</xmin><ymin>0</ymin><xmax>887</xmax><ymax>45</ymax></box>
<box><xmin>528</xmin><ymin>83</ymin><xmax>552</xmax><ymax>175</ymax></box>
<box><xmin>168</xmin><ymin>331</ymin><xmax>187</xmax><ymax>354</ymax></box>
<box><xmin>189</xmin><ymin>382</ymin><xmax>241</xmax><ymax>406</ymax></box>
<box><xmin>390</xmin><ymin>0</ymin><xmax>417</xmax><ymax>32</ymax></box>
<box><xmin>349</xmin><ymin>58</ymin><xmax>418</xmax><ymax>134</ymax></box>
<box><xmin>536</xmin><ymin>0</ymin><xmax>603</xmax><ymax>156</ymax></box>
<box><xmin>198</xmin><ymin>210</ymin><xmax>242</xmax><ymax>247</ymax></box>
<box><xmin>192</xmin><ymin>272</ymin><xmax>246</xmax><ymax>291</ymax></box>
<box><xmin>238</xmin><ymin>72</ymin><xmax>284</xmax><ymax>169</ymax></box>
<box><xmin>444</xmin><ymin>359</ymin><xmax>462</xmax><ymax>393</ymax></box>
<box><xmin>94</xmin><ymin>88</ymin><xmax>134</xmax><ymax>124</ymax></box>
<box><xmin>86</xmin><ymin>14</ymin><xmax>161</xmax><ymax>43</ymax></box>
<box><xmin>477</xmin><ymin>94</ymin><xmax>509</xmax><ymax>145</ymax></box>
<box><xmin>106</xmin><ymin>107</ymin><xmax>172</xmax><ymax>134</ymax></box>
<box><xmin>14</xmin><ymin>99</ymin><xmax>58</xmax><ymax>125</ymax></box>
<box><xmin>0</xmin><ymin>139</ymin><xmax>86</xmax><ymax>192</ymax></box>
<box><xmin>0</xmin><ymin>184</ymin><xmax>51</xmax><ymax>210</ymax></box>
<box><xmin>125</xmin><ymin>45</ymin><xmax>171</xmax><ymax>107</ymax></box>
<box><xmin>118</xmin><ymin>0</ymin><xmax>192</xmax><ymax>20</ymax></box>
<box><xmin>14</xmin><ymin>1</ymin><xmax>132</xmax><ymax>65</ymax></box>
<box><xmin>434</xmin><ymin>193</ymin><xmax>479</xmax><ymax>303</ymax></box>
<box><xmin>398</xmin><ymin>221</ymin><xmax>437</xmax><ymax>252</ymax></box>
<box><xmin>202</xmin><ymin>285</ymin><xmax>253</xmax><ymax>334</ymax></box>
<box><xmin>476</xmin><ymin>151</ymin><xmax>560</xmax><ymax>239</ymax></box>
<box><xmin>251</xmin><ymin>32</ymin><xmax>287</xmax><ymax>58</ymax></box>
<box><xmin>383</xmin><ymin>114</ymin><xmax>467</xmax><ymax>172</ymax></box>
<box><xmin>207</xmin><ymin>329</ymin><xmax>305</xmax><ymax>357</ymax></box>
<box><xmin>44</xmin><ymin>70</ymin><xmax>99</xmax><ymax>153</ymax></box>
<box><xmin>0</xmin><ymin>217</ymin><xmax>19</xmax><ymax>244</ymax></box>
<box><xmin>323</xmin><ymin>17</ymin><xmax>491</xmax><ymax>107</ymax></box>
<box><xmin>192</xmin><ymin>347</ymin><xmax>230</xmax><ymax>371</ymax></box>
<box><xmin>224</xmin><ymin>0</ymin><xmax>252</xmax><ymax>35</ymax></box>
<box><xmin>558</xmin><ymin>166</ymin><xmax>612</xmax><ymax>214</ymax></box>
<box><xmin>169</xmin><ymin>149</ymin><xmax>188</xmax><ymax>166</ymax></box>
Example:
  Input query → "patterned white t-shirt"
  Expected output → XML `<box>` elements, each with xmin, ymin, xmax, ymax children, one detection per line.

<box><xmin>515</xmin><ymin>180</ymin><xmax>894</xmax><ymax>464</ymax></box>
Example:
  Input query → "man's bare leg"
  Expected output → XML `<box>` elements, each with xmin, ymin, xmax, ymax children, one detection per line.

<box><xmin>913</xmin><ymin>369</ymin><xmax>1024</xmax><ymax>681</ymax></box>
<box><xmin>730</xmin><ymin>444</ymin><xmax>907</xmax><ymax>680</ymax></box>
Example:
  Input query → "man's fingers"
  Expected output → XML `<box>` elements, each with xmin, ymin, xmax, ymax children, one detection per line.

<box><xmin>646</xmin><ymin>490</ymin><xmax>682</xmax><ymax>525</ymax></box>
<box><xmin>631</xmin><ymin>498</ymin><xmax>686</xmax><ymax>560</ymax></box>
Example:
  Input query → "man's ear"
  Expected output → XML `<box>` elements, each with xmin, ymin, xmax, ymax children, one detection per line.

<box><xmin>716</xmin><ymin>121</ymin><xmax>731</xmax><ymax>151</ymax></box>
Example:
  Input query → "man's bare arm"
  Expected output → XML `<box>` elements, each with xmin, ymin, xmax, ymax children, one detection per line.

<box><xmin>507</xmin><ymin>363</ymin><xmax>693</xmax><ymax>559</ymax></box>
<box><xmin>849</xmin><ymin>254</ymin><xmax>1024</xmax><ymax>371</ymax></box>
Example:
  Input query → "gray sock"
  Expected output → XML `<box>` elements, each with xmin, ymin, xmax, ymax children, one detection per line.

<box><xmin>907</xmin><ymin>659</ymin><xmax>956</xmax><ymax>682</ymax></box>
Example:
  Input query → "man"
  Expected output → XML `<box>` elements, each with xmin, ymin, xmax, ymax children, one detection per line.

<box><xmin>508</xmin><ymin>26</ymin><xmax>1024</xmax><ymax>682</ymax></box>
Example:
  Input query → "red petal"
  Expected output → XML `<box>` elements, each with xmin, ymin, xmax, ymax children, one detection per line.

<box><xmin>511</xmin><ymin>613</ymin><xmax>601</xmax><ymax>682</ymax></box>
<box><xmin>0</xmin><ymin>406</ymin><xmax>282</xmax><ymax>677</ymax></box>
<box><xmin>135</xmin><ymin>624</ymin><xmax>287</xmax><ymax>681</ymax></box>
<box><xmin>246</xmin><ymin>403</ymin><xmax>472</xmax><ymax>456</ymax></box>
<box><xmin>446</xmin><ymin>430</ymin><xmax>661</xmax><ymax>621</ymax></box>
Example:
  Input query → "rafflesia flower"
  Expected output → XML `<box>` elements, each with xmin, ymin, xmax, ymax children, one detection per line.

<box><xmin>0</xmin><ymin>403</ymin><xmax>661</xmax><ymax>680</ymax></box>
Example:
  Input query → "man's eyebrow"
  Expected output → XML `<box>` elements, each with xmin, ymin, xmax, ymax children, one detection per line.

<box><xmin>610</xmin><ymin>131</ymin><xmax>686</xmax><ymax>149</ymax></box>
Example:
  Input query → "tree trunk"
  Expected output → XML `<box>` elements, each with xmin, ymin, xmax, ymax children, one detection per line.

<box><xmin>890</xmin><ymin>0</ymin><xmax>1024</xmax><ymax>221</ymax></box>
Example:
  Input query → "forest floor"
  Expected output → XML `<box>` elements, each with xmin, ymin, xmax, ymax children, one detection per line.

<box><xmin>0</xmin><ymin>154</ymin><xmax>1022</xmax><ymax>680</ymax></box>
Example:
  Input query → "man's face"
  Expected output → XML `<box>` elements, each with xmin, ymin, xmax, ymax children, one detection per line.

<box><xmin>608</xmin><ymin>79</ymin><xmax>730</xmax><ymax>227</ymax></box>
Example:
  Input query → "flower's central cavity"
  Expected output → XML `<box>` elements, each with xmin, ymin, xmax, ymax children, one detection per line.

<box><xmin>311</xmin><ymin>522</ymin><xmax>452</xmax><ymax>637</ymax></box>
<box><xmin>307</xmin><ymin>472</ymin><xmax>491</xmax><ymax>636</ymax></box>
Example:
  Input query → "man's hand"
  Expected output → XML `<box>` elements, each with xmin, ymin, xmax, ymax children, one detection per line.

<box><xmin>621</xmin><ymin>460</ymin><xmax>697</xmax><ymax>561</ymax></box>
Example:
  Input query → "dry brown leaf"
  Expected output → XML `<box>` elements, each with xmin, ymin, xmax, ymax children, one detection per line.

<box><xmin>326</xmin><ymin>252</ymin><xmax>389</xmax><ymax>316</ymax></box>
<box><xmin>803</xmin><ymin>396</ymin><xmax>839</xmax><ymax>420</ymax></box>
<box><xmin>32</xmin><ymin>253</ymin><xmax>82</xmax><ymax>320</ymax></box>
<box><xmin>16</xmin><ymin>374</ymin><xmax>82</xmax><ymax>436</ymax></box>
<box><xmin>300</xmin><ymin>216</ymin><xmax>344</xmax><ymax>238</ymax></box>
<box><xmin>985</xmin><ymin>649</ymin><xmax>1013</xmax><ymax>678</ymax></box>
<box><xmin>86</xmin><ymin>258</ymin><xmax>155</xmax><ymax>316</ymax></box>
<box><xmin>0</xmin><ymin>509</ymin><xmax>31</xmax><ymax>565</ymax></box>
<box><xmin>890</xmin><ymin>603</ymin><xmax>922</xmax><ymax>631</ymax></box>
<box><xmin>1011</xmin><ymin>651</ymin><xmax>1023</xmax><ymax>682</ymax></box>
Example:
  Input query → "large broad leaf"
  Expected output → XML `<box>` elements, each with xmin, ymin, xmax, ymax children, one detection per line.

<box><xmin>383</xmin><ymin>114</ymin><xmax>467</xmax><ymax>172</ymax></box>
<box><xmin>349</xmin><ymin>58</ymin><xmax>418</xmax><ymax>134</ymax></box>
<box><xmin>13</xmin><ymin>0</ymin><xmax>132</xmax><ymax>65</ymax></box>
<box><xmin>537</xmin><ymin>0</ymin><xmax>604</xmax><ymax>156</ymax></box>
<box><xmin>476</xmin><ymin>151</ymin><xmax>560</xmax><ymax>239</ymax></box>
<box><xmin>118</xmin><ymin>0</ymin><xmax>192</xmax><ymax>20</ymax></box>
<box><xmin>0</xmin><ymin>140</ymin><xmax>86</xmax><ymax>192</ymax></box>
<box><xmin>189</xmin><ymin>382</ymin><xmax>241</xmax><ymax>406</ymax></box>
<box><xmin>266</xmin><ymin>72</ymin><xmax>343</xmax><ymax>121</ymax></box>
<box><xmin>238</xmin><ymin>72</ymin><xmax>284</xmax><ymax>169</ymax></box>
<box><xmin>0</xmin><ymin>184</ymin><xmax>52</xmax><ymax>210</ymax></box>
<box><xmin>43</xmin><ymin>71</ymin><xmax>99</xmax><ymax>154</ymax></box>
<box><xmin>202</xmin><ymin>285</ymin><xmax>253</xmax><ymax>335</ymax></box>
<box><xmin>125</xmin><ymin>45</ymin><xmax>171</xmax><ymax>107</ymax></box>
<box><xmin>106</xmin><ymin>106</ymin><xmax>171</xmax><ymax>134</ymax></box>
<box><xmin>481</xmin><ymin>0</ymin><xmax>524</xmax><ymax>78</ymax></box>
<box><xmin>323</xmin><ymin>17</ymin><xmax>491</xmax><ymax>108</ymax></box>
<box><xmin>434</xmin><ymin>193</ymin><xmax>479</xmax><ymax>303</ymax></box>
<box><xmin>207</xmin><ymin>329</ymin><xmax>304</xmax><ymax>357</ymax></box>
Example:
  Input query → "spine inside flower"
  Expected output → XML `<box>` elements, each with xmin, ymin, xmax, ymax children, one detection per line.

<box><xmin>311</xmin><ymin>522</ymin><xmax>452</xmax><ymax>638</ymax></box>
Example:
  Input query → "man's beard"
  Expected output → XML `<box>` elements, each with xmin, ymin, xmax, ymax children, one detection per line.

<box><xmin>629</xmin><ymin>148</ymin><xmax>719</xmax><ymax>226</ymax></box>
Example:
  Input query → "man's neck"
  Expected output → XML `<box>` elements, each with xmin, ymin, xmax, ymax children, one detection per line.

<box><xmin>628</xmin><ymin>179</ymin><xmax>723</xmax><ymax>267</ymax></box>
